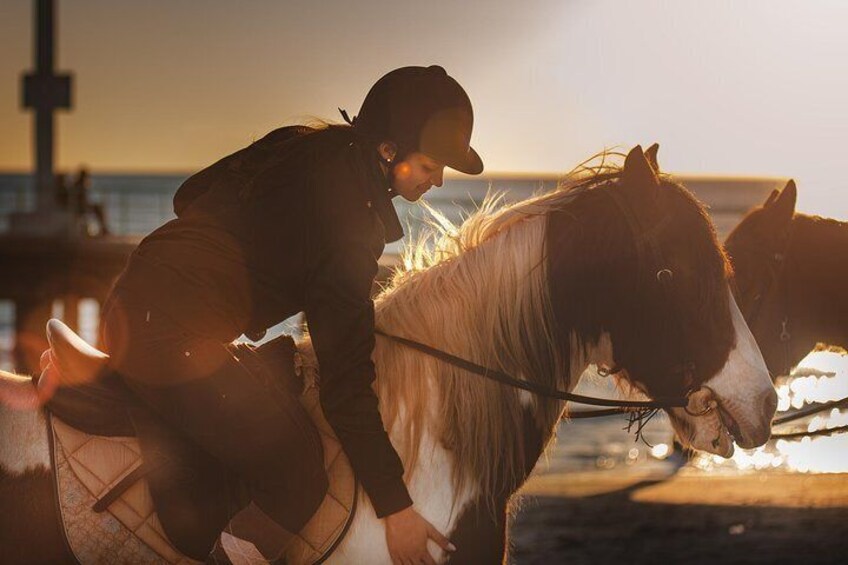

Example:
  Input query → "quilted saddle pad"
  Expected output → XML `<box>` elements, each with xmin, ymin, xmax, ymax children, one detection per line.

<box><xmin>50</xmin><ymin>374</ymin><xmax>357</xmax><ymax>564</ymax></box>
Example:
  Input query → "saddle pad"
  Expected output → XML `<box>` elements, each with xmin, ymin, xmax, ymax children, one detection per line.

<box><xmin>50</xmin><ymin>416</ymin><xmax>195</xmax><ymax>564</ymax></box>
<box><xmin>51</xmin><ymin>372</ymin><xmax>357</xmax><ymax>564</ymax></box>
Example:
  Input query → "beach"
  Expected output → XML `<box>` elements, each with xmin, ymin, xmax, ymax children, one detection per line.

<box><xmin>509</xmin><ymin>470</ymin><xmax>848</xmax><ymax>564</ymax></box>
<box><xmin>505</xmin><ymin>351</ymin><xmax>848</xmax><ymax>563</ymax></box>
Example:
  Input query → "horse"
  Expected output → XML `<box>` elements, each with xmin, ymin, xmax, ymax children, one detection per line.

<box><xmin>725</xmin><ymin>180</ymin><xmax>848</xmax><ymax>377</ymax></box>
<box><xmin>0</xmin><ymin>145</ymin><xmax>777</xmax><ymax>564</ymax></box>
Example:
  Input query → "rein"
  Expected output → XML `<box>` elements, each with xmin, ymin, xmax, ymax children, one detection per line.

<box><xmin>374</xmin><ymin>330</ymin><xmax>688</xmax><ymax>410</ymax></box>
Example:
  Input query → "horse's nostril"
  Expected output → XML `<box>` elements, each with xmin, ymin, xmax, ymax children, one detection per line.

<box><xmin>762</xmin><ymin>388</ymin><xmax>778</xmax><ymax>423</ymax></box>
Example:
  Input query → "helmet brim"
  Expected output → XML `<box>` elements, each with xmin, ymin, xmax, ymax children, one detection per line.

<box><xmin>445</xmin><ymin>146</ymin><xmax>484</xmax><ymax>175</ymax></box>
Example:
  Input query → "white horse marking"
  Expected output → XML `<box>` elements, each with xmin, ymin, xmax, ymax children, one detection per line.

<box><xmin>668</xmin><ymin>291</ymin><xmax>776</xmax><ymax>455</ymax></box>
<box><xmin>0</xmin><ymin>404</ymin><xmax>50</xmax><ymax>475</ymax></box>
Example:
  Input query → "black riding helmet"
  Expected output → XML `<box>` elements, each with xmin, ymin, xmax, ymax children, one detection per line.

<box><xmin>342</xmin><ymin>65</ymin><xmax>484</xmax><ymax>175</ymax></box>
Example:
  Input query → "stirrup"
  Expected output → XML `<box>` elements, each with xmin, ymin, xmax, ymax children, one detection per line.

<box><xmin>46</xmin><ymin>318</ymin><xmax>111</xmax><ymax>385</ymax></box>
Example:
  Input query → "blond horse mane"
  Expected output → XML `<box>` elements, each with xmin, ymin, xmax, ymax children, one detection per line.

<box><xmin>368</xmin><ymin>155</ymin><xmax>623</xmax><ymax>508</ymax></box>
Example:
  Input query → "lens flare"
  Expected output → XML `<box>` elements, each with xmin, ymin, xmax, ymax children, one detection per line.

<box><xmin>394</xmin><ymin>162</ymin><xmax>412</xmax><ymax>180</ymax></box>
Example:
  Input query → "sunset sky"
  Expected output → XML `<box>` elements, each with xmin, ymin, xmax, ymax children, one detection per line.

<box><xmin>1</xmin><ymin>0</ymin><xmax>846</xmax><ymax>218</ymax></box>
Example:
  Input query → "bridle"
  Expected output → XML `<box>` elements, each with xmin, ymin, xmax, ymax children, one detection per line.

<box><xmin>734</xmin><ymin>234</ymin><xmax>793</xmax><ymax>377</ymax></box>
<box><xmin>603</xmin><ymin>184</ymin><xmax>713</xmax><ymax>418</ymax></box>
<box><xmin>375</xmin><ymin>177</ymin><xmax>720</xmax><ymax>431</ymax></box>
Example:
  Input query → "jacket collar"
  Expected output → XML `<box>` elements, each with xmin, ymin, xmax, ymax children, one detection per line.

<box><xmin>362</xmin><ymin>148</ymin><xmax>405</xmax><ymax>243</ymax></box>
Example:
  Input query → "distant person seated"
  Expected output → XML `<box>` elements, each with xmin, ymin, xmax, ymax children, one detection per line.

<box><xmin>67</xmin><ymin>167</ymin><xmax>110</xmax><ymax>236</ymax></box>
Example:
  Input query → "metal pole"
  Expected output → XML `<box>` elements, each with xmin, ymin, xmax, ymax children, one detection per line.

<box><xmin>34</xmin><ymin>0</ymin><xmax>56</xmax><ymax>211</ymax></box>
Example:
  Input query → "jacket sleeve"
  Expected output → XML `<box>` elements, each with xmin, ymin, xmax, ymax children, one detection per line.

<box><xmin>303</xmin><ymin>157</ymin><xmax>412</xmax><ymax>519</ymax></box>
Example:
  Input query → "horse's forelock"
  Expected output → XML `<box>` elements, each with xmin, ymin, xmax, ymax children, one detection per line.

<box><xmin>546</xmin><ymin>174</ymin><xmax>735</xmax><ymax>399</ymax></box>
<box><xmin>625</xmin><ymin>181</ymin><xmax>732</xmax><ymax>394</ymax></box>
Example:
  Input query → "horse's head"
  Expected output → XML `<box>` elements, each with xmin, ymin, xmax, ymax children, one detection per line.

<box><xmin>547</xmin><ymin>145</ymin><xmax>776</xmax><ymax>457</ymax></box>
<box><xmin>724</xmin><ymin>180</ymin><xmax>798</xmax><ymax>376</ymax></box>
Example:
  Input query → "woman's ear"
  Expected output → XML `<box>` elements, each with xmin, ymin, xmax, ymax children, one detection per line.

<box><xmin>377</xmin><ymin>141</ymin><xmax>398</xmax><ymax>164</ymax></box>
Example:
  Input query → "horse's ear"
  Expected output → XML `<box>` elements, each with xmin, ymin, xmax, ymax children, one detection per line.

<box><xmin>644</xmin><ymin>143</ymin><xmax>660</xmax><ymax>173</ymax></box>
<box><xmin>623</xmin><ymin>145</ymin><xmax>660</xmax><ymax>195</ymax></box>
<box><xmin>763</xmin><ymin>189</ymin><xmax>779</xmax><ymax>208</ymax></box>
<box><xmin>764</xmin><ymin>180</ymin><xmax>797</xmax><ymax>231</ymax></box>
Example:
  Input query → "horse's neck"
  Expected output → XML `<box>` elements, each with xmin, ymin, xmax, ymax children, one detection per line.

<box><xmin>299</xmin><ymin>206</ymin><xmax>615</xmax><ymax>511</ymax></box>
<box><xmin>787</xmin><ymin>216</ymin><xmax>848</xmax><ymax>349</ymax></box>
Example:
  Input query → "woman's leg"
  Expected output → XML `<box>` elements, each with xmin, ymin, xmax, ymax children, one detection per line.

<box><xmin>102</xmin><ymin>294</ymin><xmax>327</xmax><ymax>559</ymax></box>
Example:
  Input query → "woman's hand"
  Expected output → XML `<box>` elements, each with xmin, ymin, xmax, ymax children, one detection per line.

<box><xmin>384</xmin><ymin>506</ymin><xmax>456</xmax><ymax>564</ymax></box>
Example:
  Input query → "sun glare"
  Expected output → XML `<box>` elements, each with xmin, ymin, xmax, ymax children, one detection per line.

<box><xmin>693</xmin><ymin>351</ymin><xmax>848</xmax><ymax>474</ymax></box>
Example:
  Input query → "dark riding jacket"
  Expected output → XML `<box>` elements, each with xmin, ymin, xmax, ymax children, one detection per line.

<box><xmin>112</xmin><ymin>125</ymin><xmax>412</xmax><ymax>518</ymax></box>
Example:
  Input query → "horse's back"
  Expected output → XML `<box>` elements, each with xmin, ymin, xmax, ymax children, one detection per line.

<box><xmin>0</xmin><ymin>406</ymin><xmax>70</xmax><ymax>564</ymax></box>
<box><xmin>0</xmin><ymin>404</ymin><xmax>51</xmax><ymax>475</ymax></box>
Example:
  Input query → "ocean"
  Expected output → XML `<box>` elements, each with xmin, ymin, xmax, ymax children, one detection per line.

<box><xmin>0</xmin><ymin>172</ymin><xmax>554</xmax><ymax>243</ymax></box>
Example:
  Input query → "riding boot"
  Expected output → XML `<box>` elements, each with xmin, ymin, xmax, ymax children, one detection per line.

<box><xmin>207</xmin><ymin>502</ymin><xmax>294</xmax><ymax>564</ymax></box>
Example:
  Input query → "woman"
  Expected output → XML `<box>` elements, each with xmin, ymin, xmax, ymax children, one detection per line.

<box><xmin>34</xmin><ymin>65</ymin><xmax>483</xmax><ymax>563</ymax></box>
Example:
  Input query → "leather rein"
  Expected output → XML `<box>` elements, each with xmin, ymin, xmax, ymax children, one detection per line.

<box><xmin>375</xmin><ymin>329</ymin><xmax>687</xmax><ymax>411</ymax></box>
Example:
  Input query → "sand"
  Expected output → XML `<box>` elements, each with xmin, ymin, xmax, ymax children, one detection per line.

<box><xmin>508</xmin><ymin>471</ymin><xmax>848</xmax><ymax>564</ymax></box>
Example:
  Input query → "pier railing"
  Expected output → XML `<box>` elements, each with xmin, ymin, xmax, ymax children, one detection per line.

<box><xmin>0</xmin><ymin>173</ymin><xmax>180</xmax><ymax>236</ymax></box>
<box><xmin>0</xmin><ymin>172</ymin><xmax>786</xmax><ymax>239</ymax></box>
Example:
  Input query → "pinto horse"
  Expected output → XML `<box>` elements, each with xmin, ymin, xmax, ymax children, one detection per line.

<box><xmin>0</xmin><ymin>146</ymin><xmax>776</xmax><ymax>564</ymax></box>
<box><xmin>725</xmin><ymin>180</ymin><xmax>848</xmax><ymax>377</ymax></box>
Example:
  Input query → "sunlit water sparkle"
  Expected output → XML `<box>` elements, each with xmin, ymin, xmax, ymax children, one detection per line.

<box><xmin>543</xmin><ymin>350</ymin><xmax>848</xmax><ymax>477</ymax></box>
<box><xmin>690</xmin><ymin>350</ymin><xmax>848</xmax><ymax>475</ymax></box>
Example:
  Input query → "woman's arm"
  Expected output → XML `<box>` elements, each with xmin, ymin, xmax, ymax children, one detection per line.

<box><xmin>303</xmin><ymin>234</ymin><xmax>413</xmax><ymax>517</ymax></box>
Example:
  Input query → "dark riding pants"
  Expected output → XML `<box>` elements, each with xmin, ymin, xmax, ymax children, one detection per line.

<box><xmin>100</xmin><ymin>291</ymin><xmax>327</xmax><ymax>538</ymax></box>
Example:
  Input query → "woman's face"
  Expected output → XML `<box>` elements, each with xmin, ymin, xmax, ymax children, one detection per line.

<box><xmin>390</xmin><ymin>152</ymin><xmax>445</xmax><ymax>202</ymax></box>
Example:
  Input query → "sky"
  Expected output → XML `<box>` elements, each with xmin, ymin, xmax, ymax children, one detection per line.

<box><xmin>1</xmin><ymin>0</ymin><xmax>847</xmax><ymax>218</ymax></box>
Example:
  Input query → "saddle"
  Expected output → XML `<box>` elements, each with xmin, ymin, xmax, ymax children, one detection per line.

<box><xmin>44</xmin><ymin>319</ymin><xmax>357</xmax><ymax>564</ymax></box>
